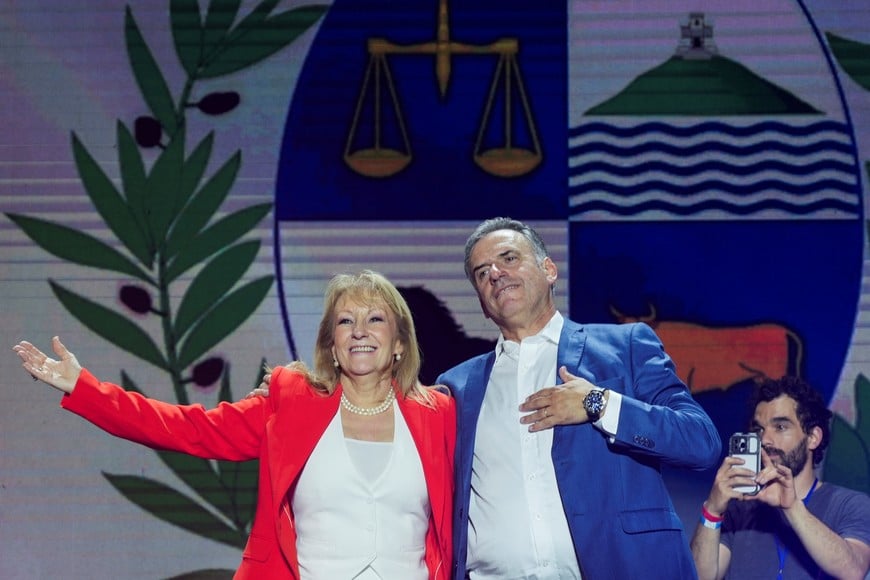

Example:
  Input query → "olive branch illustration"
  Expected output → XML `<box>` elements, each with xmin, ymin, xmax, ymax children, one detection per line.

<box><xmin>823</xmin><ymin>32</ymin><xmax>870</xmax><ymax>494</ymax></box>
<box><xmin>5</xmin><ymin>0</ymin><xmax>327</xmax><ymax>548</ymax></box>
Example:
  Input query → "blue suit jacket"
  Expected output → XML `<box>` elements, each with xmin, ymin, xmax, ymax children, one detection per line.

<box><xmin>437</xmin><ymin>319</ymin><xmax>721</xmax><ymax>580</ymax></box>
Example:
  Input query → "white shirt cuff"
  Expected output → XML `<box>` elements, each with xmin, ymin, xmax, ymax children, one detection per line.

<box><xmin>593</xmin><ymin>390</ymin><xmax>622</xmax><ymax>441</ymax></box>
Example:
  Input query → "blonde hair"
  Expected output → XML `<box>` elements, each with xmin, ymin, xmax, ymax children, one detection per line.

<box><xmin>294</xmin><ymin>270</ymin><xmax>431</xmax><ymax>404</ymax></box>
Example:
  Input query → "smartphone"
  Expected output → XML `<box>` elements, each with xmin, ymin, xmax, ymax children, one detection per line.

<box><xmin>728</xmin><ymin>432</ymin><xmax>761</xmax><ymax>495</ymax></box>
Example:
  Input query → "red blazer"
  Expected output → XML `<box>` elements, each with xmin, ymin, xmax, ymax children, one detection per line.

<box><xmin>62</xmin><ymin>365</ymin><xmax>456</xmax><ymax>579</ymax></box>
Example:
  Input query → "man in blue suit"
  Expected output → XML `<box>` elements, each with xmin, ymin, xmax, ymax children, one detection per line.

<box><xmin>437</xmin><ymin>217</ymin><xmax>722</xmax><ymax>579</ymax></box>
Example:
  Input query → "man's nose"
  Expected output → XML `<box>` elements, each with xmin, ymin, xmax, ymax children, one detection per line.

<box><xmin>488</xmin><ymin>263</ymin><xmax>504</xmax><ymax>282</ymax></box>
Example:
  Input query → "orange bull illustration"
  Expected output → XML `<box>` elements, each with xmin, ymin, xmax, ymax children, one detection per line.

<box><xmin>612</xmin><ymin>306</ymin><xmax>803</xmax><ymax>393</ymax></box>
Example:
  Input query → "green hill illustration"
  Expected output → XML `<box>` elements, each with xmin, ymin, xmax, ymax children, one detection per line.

<box><xmin>586</xmin><ymin>13</ymin><xmax>821</xmax><ymax>116</ymax></box>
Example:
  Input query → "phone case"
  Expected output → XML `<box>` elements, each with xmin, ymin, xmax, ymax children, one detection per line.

<box><xmin>729</xmin><ymin>432</ymin><xmax>761</xmax><ymax>495</ymax></box>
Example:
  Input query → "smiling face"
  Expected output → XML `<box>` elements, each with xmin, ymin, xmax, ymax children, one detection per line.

<box><xmin>752</xmin><ymin>394</ymin><xmax>820</xmax><ymax>477</ymax></box>
<box><xmin>330</xmin><ymin>295</ymin><xmax>404</xmax><ymax>389</ymax></box>
<box><xmin>468</xmin><ymin>229</ymin><xmax>558</xmax><ymax>341</ymax></box>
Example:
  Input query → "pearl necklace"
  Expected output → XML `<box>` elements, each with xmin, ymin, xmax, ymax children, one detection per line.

<box><xmin>340</xmin><ymin>387</ymin><xmax>396</xmax><ymax>416</ymax></box>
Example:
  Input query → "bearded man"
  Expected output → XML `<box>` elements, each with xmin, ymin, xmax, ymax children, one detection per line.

<box><xmin>690</xmin><ymin>376</ymin><xmax>870</xmax><ymax>580</ymax></box>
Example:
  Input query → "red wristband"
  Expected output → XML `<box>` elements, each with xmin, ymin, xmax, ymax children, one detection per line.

<box><xmin>701</xmin><ymin>503</ymin><xmax>724</xmax><ymax>523</ymax></box>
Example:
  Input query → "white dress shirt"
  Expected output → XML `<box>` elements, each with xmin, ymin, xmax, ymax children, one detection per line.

<box><xmin>467</xmin><ymin>312</ymin><xmax>580</xmax><ymax>579</ymax></box>
<box><xmin>466</xmin><ymin>312</ymin><xmax>622</xmax><ymax>580</ymax></box>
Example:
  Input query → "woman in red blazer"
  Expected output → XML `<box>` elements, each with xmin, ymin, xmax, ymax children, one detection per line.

<box><xmin>14</xmin><ymin>270</ymin><xmax>455</xmax><ymax>580</ymax></box>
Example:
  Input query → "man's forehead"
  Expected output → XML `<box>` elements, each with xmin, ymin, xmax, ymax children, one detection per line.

<box><xmin>754</xmin><ymin>394</ymin><xmax>799</xmax><ymax>422</ymax></box>
<box><xmin>472</xmin><ymin>230</ymin><xmax>529</xmax><ymax>257</ymax></box>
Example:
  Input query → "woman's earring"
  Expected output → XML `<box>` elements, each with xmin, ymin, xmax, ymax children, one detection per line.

<box><xmin>333</xmin><ymin>358</ymin><xmax>339</xmax><ymax>368</ymax></box>
<box><xmin>394</xmin><ymin>353</ymin><xmax>401</xmax><ymax>362</ymax></box>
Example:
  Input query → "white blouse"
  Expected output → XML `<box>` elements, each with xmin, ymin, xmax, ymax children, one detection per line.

<box><xmin>291</xmin><ymin>406</ymin><xmax>430</xmax><ymax>579</ymax></box>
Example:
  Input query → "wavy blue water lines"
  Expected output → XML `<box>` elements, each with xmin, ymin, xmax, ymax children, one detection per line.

<box><xmin>570</xmin><ymin>132</ymin><xmax>851</xmax><ymax>151</ymax></box>
<box><xmin>569</xmin><ymin>139</ymin><xmax>854</xmax><ymax>158</ymax></box>
<box><xmin>567</xmin><ymin>118</ymin><xmax>860</xmax><ymax>220</ymax></box>
<box><xmin>569</xmin><ymin>189</ymin><xmax>857</xmax><ymax>208</ymax></box>
<box><xmin>571</xmin><ymin>177</ymin><xmax>855</xmax><ymax>197</ymax></box>
<box><xmin>570</xmin><ymin>198</ymin><xmax>860</xmax><ymax>217</ymax></box>
<box><xmin>568</xmin><ymin>159</ymin><xmax>855</xmax><ymax>179</ymax></box>
<box><xmin>568</xmin><ymin>119</ymin><xmax>849</xmax><ymax>140</ymax></box>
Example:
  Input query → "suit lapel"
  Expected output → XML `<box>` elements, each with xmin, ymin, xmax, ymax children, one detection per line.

<box><xmin>557</xmin><ymin>319</ymin><xmax>586</xmax><ymax>382</ymax></box>
<box><xmin>268</xmin><ymin>368</ymin><xmax>340</xmax><ymax>508</ymax></box>
<box><xmin>457</xmin><ymin>353</ymin><xmax>495</xmax><ymax>444</ymax></box>
<box><xmin>553</xmin><ymin>320</ymin><xmax>590</xmax><ymax>462</ymax></box>
<box><xmin>400</xmin><ymin>394</ymin><xmax>450</xmax><ymax>541</ymax></box>
<box><xmin>453</xmin><ymin>353</ymin><xmax>495</xmax><ymax>498</ymax></box>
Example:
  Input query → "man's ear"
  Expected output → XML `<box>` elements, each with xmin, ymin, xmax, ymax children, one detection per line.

<box><xmin>807</xmin><ymin>425</ymin><xmax>823</xmax><ymax>451</ymax></box>
<box><xmin>543</xmin><ymin>256</ymin><xmax>558</xmax><ymax>286</ymax></box>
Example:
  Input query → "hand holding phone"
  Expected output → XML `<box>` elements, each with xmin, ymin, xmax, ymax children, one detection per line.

<box><xmin>728</xmin><ymin>432</ymin><xmax>761</xmax><ymax>495</ymax></box>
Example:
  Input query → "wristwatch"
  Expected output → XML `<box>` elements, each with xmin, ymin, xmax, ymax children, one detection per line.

<box><xmin>583</xmin><ymin>388</ymin><xmax>608</xmax><ymax>422</ymax></box>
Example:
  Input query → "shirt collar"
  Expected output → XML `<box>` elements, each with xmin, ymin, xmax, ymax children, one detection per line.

<box><xmin>494</xmin><ymin>311</ymin><xmax>564</xmax><ymax>361</ymax></box>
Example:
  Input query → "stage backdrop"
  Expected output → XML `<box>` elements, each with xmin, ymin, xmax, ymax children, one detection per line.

<box><xmin>1</xmin><ymin>0</ymin><xmax>869</xmax><ymax>578</ymax></box>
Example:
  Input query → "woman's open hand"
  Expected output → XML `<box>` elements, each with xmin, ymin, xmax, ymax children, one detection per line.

<box><xmin>13</xmin><ymin>336</ymin><xmax>82</xmax><ymax>394</ymax></box>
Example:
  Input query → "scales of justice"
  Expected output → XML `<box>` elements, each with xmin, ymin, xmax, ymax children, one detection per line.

<box><xmin>343</xmin><ymin>0</ymin><xmax>542</xmax><ymax>178</ymax></box>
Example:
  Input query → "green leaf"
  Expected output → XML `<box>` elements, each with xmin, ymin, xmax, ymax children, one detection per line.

<box><xmin>199</xmin><ymin>0</ymin><xmax>279</xmax><ymax>74</ymax></box>
<box><xmin>217</xmin><ymin>359</ymin><xmax>233</xmax><ymax>404</ymax></box>
<box><xmin>165</xmin><ymin>203</ymin><xmax>272</xmax><ymax>283</ymax></box>
<box><xmin>125</xmin><ymin>6</ymin><xmax>178</xmax><ymax>134</ymax></box>
<box><xmin>217</xmin><ymin>458</ymin><xmax>259</xmax><ymax>528</ymax></box>
<box><xmin>50</xmin><ymin>280</ymin><xmax>168</xmax><ymax>371</ymax></box>
<box><xmin>228</xmin><ymin>0</ymin><xmax>281</xmax><ymax>33</ymax></box>
<box><xmin>202</xmin><ymin>0</ymin><xmax>242</xmax><ymax>49</ymax></box>
<box><xmin>103</xmin><ymin>473</ymin><xmax>245</xmax><ymax>548</ymax></box>
<box><xmin>6</xmin><ymin>214</ymin><xmax>152</xmax><ymax>283</ymax></box>
<box><xmin>826</xmin><ymin>32</ymin><xmax>870</xmax><ymax>92</ymax></box>
<box><xmin>178</xmin><ymin>132</ymin><xmax>216</xmax><ymax>216</ymax></box>
<box><xmin>72</xmin><ymin>132</ymin><xmax>154</xmax><ymax>267</ymax></box>
<box><xmin>155</xmin><ymin>450</ymin><xmax>248</xmax><ymax>525</ymax></box>
<box><xmin>145</xmin><ymin>128</ymin><xmax>186</xmax><ymax>244</ymax></box>
<box><xmin>177</xmin><ymin>276</ymin><xmax>273</xmax><ymax>368</ymax></box>
<box><xmin>171</xmin><ymin>0</ymin><xmax>204</xmax><ymax>77</ymax></box>
<box><xmin>117</xmin><ymin>121</ymin><xmax>155</xmax><ymax>264</ymax></box>
<box><xmin>166</xmin><ymin>150</ymin><xmax>241</xmax><ymax>262</ymax></box>
<box><xmin>174</xmin><ymin>241</ymin><xmax>261</xmax><ymax>339</ymax></box>
<box><xmin>824</xmin><ymin>414</ymin><xmax>870</xmax><ymax>494</ymax></box>
<box><xmin>200</xmin><ymin>5</ymin><xmax>328</xmax><ymax>79</ymax></box>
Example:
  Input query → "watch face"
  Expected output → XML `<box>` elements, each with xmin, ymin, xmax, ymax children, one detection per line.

<box><xmin>585</xmin><ymin>390</ymin><xmax>605</xmax><ymax>417</ymax></box>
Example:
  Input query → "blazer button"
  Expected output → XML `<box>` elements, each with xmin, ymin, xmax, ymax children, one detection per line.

<box><xmin>634</xmin><ymin>434</ymin><xmax>654</xmax><ymax>448</ymax></box>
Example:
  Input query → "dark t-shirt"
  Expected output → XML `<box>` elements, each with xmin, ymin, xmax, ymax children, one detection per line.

<box><xmin>720</xmin><ymin>482</ymin><xmax>870</xmax><ymax>579</ymax></box>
